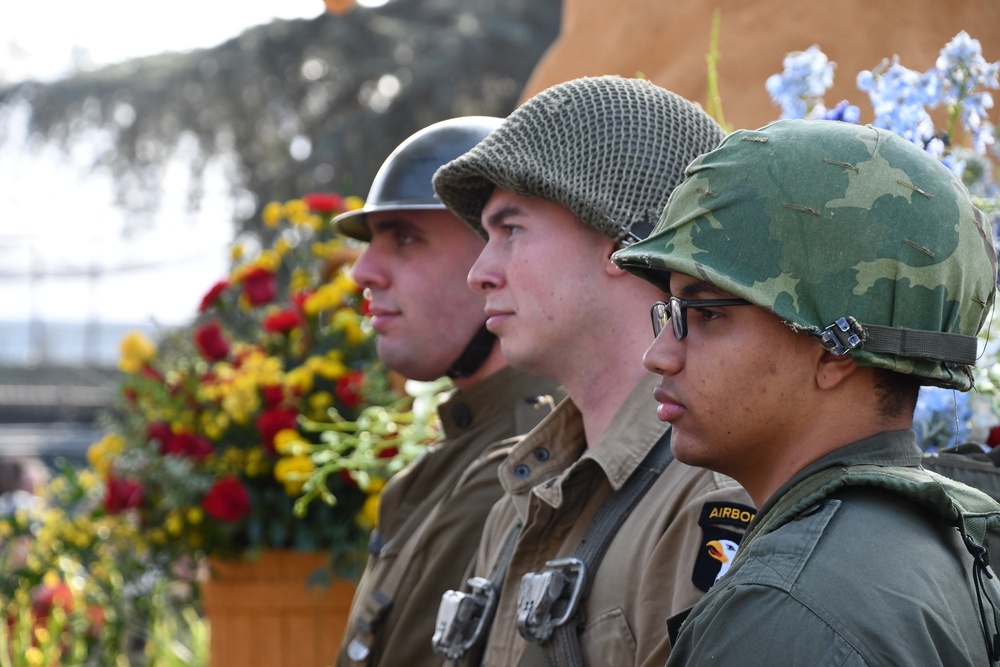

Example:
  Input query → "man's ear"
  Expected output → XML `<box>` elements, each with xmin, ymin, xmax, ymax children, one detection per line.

<box><xmin>605</xmin><ymin>242</ymin><xmax>629</xmax><ymax>277</ymax></box>
<box><xmin>816</xmin><ymin>350</ymin><xmax>860</xmax><ymax>389</ymax></box>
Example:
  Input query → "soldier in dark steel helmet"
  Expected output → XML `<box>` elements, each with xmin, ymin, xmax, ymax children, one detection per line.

<box><xmin>428</xmin><ymin>75</ymin><xmax>753</xmax><ymax>667</ymax></box>
<box><xmin>334</xmin><ymin>117</ymin><xmax>562</xmax><ymax>667</ymax></box>
<box><xmin>613</xmin><ymin>118</ymin><xmax>1000</xmax><ymax>666</ymax></box>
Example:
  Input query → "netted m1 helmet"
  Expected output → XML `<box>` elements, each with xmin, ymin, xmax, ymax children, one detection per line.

<box><xmin>433</xmin><ymin>75</ymin><xmax>726</xmax><ymax>242</ymax></box>
<box><xmin>333</xmin><ymin>116</ymin><xmax>503</xmax><ymax>241</ymax></box>
<box><xmin>613</xmin><ymin>119</ymin><xmax>997</xmax><ymax>391</ymax></box>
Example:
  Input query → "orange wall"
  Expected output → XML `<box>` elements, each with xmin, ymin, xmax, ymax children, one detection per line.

<box><xmin>520</xmin><ymin>0</ymin><xmax>1000</xmax><ymax>131</ymax></box>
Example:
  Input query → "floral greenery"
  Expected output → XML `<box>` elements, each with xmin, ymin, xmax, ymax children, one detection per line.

<box><xmin>763</xmin><ymin>31</ymin><xmax>1000</xmax><ymax>452</ymax></box>
<box><xmin>0</xmin><ymin>192</ymin><xmax>451</xmax><ymax>664</ymax></box>
<box><xmin>86</xmin><ymin>192</ymin><xmax>440</xmax><ymax>565</ymax></box>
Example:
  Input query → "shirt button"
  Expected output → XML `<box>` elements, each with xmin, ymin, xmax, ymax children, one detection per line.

<box><xmin>514</xmin><ymin>464</ymin><xmax>531</xmax><ymax>479</ymax></box>
<box><xmin>451</xmin><ymin>403</ymin><xmax>473</xmax><ymax>428</ymax></box>
<box><xmin>533</xmin><ymin>448</ymin><xmax>550</xmax><ymax>462</ymax></box>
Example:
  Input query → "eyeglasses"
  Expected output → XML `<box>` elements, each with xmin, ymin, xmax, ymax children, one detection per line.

<box><xmin>651</xmin><ymin>296</ymin><xmax>752</xmax><ymax>340</ymax></box>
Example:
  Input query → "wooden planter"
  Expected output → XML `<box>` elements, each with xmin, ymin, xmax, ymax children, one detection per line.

<box><xmin>201</xmin><ymin>550</ymin><xmax>356</xmax><ymax>667</ymax></box>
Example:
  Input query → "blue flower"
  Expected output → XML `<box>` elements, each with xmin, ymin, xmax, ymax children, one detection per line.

<box><xmin>766</xmin><ymin>45</ymin><xmax>835</xmax><ymax>119</ymax></box>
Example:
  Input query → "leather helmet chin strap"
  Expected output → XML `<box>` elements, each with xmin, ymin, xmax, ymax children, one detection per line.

<box><xmin>447</xmin><ymin>323</ymin><xmax>498</xmax><ymax>379</ymax></box>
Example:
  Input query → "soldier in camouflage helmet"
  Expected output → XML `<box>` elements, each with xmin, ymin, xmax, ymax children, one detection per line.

<box><xmin>613</xmin><ymin>119</ymin><xmax>1000</xmax><ymax>666</ymax></box>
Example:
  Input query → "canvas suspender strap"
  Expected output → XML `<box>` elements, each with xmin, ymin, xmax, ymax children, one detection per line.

<box><xmin>731</xmin><ymin>463</ymin><xmax>1000</xmax><ymax>665</ymax></box>
<box><xmin>516</xmin><ymin>429</ymin><xmax>674</xmax><ymax>667</ymax></box>
<box><xmin>346</xmin><ymin>445</ymin><xmax>513</xmax><ymax>666</ymax></box>
<box><xmin>451</xmin><ymin>521</ymin><xmax>522</xmax><ymax>667</ymax></box>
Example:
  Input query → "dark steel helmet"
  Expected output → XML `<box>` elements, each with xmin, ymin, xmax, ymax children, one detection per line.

<box><xmin>333</xmin><ymin>116</ymin><xmax>504</xmax><ymax>241</ymax></box>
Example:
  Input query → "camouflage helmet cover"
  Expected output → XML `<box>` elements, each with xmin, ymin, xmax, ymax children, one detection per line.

<box><xmin>333</xmin><ymin>116</ymin><xmax>503</xmax><ymax>242</ymax></box>
<box><xmin>613</xmin><ymin>119</ymin><xmax>998</xmax><ymax>390</ymax></box>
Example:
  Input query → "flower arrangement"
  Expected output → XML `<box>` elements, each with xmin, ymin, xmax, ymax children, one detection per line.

<box><xmin>86</xmin><ymin>192</ymin><xmax>442</xmax><ymax>566</ymax></box>
<box><xmin>763</xmin><ymin>31</ymin><xmax>1000</xmax><ymax>451</ymax></box>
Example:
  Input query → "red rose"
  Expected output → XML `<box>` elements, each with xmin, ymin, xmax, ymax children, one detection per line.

<box><xmin>256</xmin><ymin>407</ymin><xmax>299</xmax><ymax>454</ymax></box>
<box><xmin>302</xmin><ymin>192</ymin><xmax>344</xmax><ymax>215</ymax></box>
<box><xmin>263</xmin><ymin>309</ymin><xmax>301</xmax><ymax>333</ymax></box>
<box><xmin>104</xmin><ymin>476</ymin><xmax>144</xmax><ymax>514</ymax></box>
<box><xmin>194</xmin><ymin>320</ymin><xmax>230</xmax><ymax>361</ymax></box>
<box><xmin>198</xmin><ymin>279</ymin><xmax>229</xmax><ymax>312</ymax></box>
<box><xmin>147</xmin><ymin>421</ymin><xmax>173</xmax><ymax>447</ymax></box>
<box><xmin>260</xmin><ymin>384</ymin><xmax>286</xmax><ymax>408</ymax></box>
<box><xmin>335</xmin><ymin>370</ymin><xmax>366</xmax><ymax>409</ymax></box>
<box><xmin>162</xmin><ymin>432</ymin><xmax>214</xmax><ymax>461</ymax></box>
<box><xmin>201</xmin><ymin>477</ymin><xmax>251</xmax><ymax>522</ymax></box>
<box><xmin>242</xmin><ymin>267</ymin><xmax>276</xmax><ymax>307</ymax></box>
<box><xmin>988</xmin><ymin>425</ymin><xmax>1000</xmax><ymax>448</ymax></box>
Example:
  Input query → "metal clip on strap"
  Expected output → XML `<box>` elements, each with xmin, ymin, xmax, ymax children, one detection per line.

<box><xmin>516</xmin><ymin>558</ymin><xmax>586</xmax><ymax>643</ymax></box>
<box><xmin>431</xmin><ymin>577</ymin><xmax>498</xmax><ymax>660</ymax></box>
<box><xmin>813</xmin><ymin>317</ymin><xmax>978</xmax><ymax>364</ymax></box>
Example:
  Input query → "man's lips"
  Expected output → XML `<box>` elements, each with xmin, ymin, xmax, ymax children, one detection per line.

<box><xmin>484</xmin><ymin>307</ymin><xmax>513</xmax><ymax>330</ymax></box>
<box><xmin>368</xmin><ymin>307</ymin><xmax>400</xmax><ymax>333</ymax></box>
<box><xmin>652</xmin><ymin>384</ymin><xmax>684</xmax><ymax>422</ymax></box>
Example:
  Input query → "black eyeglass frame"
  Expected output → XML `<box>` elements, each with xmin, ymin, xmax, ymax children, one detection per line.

<box><xmin>651</xmin><ymin>297</ymin><xmax>753</xmax><ymax>340</ymax></box>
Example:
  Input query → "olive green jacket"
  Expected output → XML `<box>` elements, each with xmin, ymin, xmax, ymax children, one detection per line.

<box><xmin>666</xmin><ymin>430</ymin><xmax>1000</xmax><ymax>666</ymax></box>
<box><xmin>469</xmin><ymin>374</ymin><xmax>753</xmax><ymax>667</ymax></box>
<box><xmin>338</xmin><ymin>366</ymin><xmax>563</xmax><ymax>667</ymax></box>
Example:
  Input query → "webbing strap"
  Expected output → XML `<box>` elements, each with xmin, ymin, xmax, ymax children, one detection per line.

<box><xmin>459</xmin><ymin>520</ymin><xmax>521</xmax><ymax>667</ymax></box>
<box><xmin>518</xmin><ymin>429</ymin><xmax>674</xmax><ymax>667</ymax></box>
<box><xmin>863</xmin><ymin>324</ymin><xmax>978</xmax><ymax>365</ymax></box>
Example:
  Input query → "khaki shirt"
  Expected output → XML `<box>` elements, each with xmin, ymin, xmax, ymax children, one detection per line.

<box><xmin>472</xmin><ymin>374</ymin><xmax>754</xmax><ymax>667</ymax></box>
<box><xmin>338</xmin><ymin>366</ymin><xmax>563</xmax><ymax>667</ymax></box>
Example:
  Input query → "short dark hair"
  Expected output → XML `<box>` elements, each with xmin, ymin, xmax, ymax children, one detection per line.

<box><xmin>872</xmin><ymin>368</ymin><xmax>922</xmax><ymax>419</ymax></box>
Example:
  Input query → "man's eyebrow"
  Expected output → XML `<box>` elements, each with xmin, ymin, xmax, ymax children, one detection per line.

<box><xmin>370</xmin><ymin>217</ymin><xmax>419</xmax><ymax>235</ymax></box>
<box><xmin>483</xmin><ymin>204</ymin><xmax>524</xmax><ymax>230</ymax></box>
<box><xmin>675</xmin><ymin>280</ymin><xmax>731</xmax><ymax>299</ymax></box>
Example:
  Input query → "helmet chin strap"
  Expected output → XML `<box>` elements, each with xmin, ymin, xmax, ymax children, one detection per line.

<box><xmin>446</xmin><ymin>323</ymin><xmax>498</xmax><ymax>379</ymax></box>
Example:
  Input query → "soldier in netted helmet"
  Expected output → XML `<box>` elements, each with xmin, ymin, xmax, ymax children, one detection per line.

<box><xmin>429</xmin><ymin>75</ymin><xmax>753</xmax><ymax>667</ymax></box>
<box><xmin>613</xmin><ymin>118</ymin><xmax>1000</xmax><ymax>666</ymax></box>
<box><xmin>333</xmin><ymin>117</ymin><xmax>563</xmax><ymax>667</ymax></box>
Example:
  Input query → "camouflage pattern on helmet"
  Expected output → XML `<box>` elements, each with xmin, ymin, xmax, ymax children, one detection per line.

<box><xmin>613</xmin><ymin>119</ymin><xmax>998</xmax><ymax>391</ymax></box>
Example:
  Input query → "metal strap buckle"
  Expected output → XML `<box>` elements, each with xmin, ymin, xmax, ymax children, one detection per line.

<box><xmin>431</xmin><ymin>577</ymin><xmax>497</xmax><ymax>660</ymax></box>
<box><xmin>814</xmin><ymin>317</ymin><xmax>862</xmax><ymax>355</ymax></box>
<box><xmin>516</xmin><ymin>557</ymin><xmax>587</xmax><ymax>643</ymax></box>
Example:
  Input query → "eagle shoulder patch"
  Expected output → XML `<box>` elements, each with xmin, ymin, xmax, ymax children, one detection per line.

<box><xmin>691</xmin><ymin>501</ymin><xmax>756</xmax><ymax>592</ymax></box>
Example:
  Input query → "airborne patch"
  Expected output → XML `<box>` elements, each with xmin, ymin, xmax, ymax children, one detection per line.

<box><xmin>691</xmin><ymin>501</ymin><xmax>756</xmax><ymax>592</ymax></box>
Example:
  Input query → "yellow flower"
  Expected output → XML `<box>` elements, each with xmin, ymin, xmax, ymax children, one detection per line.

<box><xmin>344</xmin><ymin>195</ymin><xmax>365</xmax><ymax>211</ymax></box>
<box><xmin>285</xmin><ymin>366</ymin><xmax>315</xmax><ymax>395</ymax></box>
<box><xmin>274</xmin><ymin>455</ymin><xmax>315</xmax><ymax>495</ymax></box>
<box><xmin>332</xmin><ymin>308</ymin><xmax>365</xmax><ymax>345</ymax></box>
<box><xmin>231</xmin><ymin>243</ymin><xmax>245</xmax><ymax>261</ymax></box>
<box><xmin>307</xmin><ymin>352</ymin><xmax>347</xmax><ymax>381</ymax></box>
<box><xmin>274</xmin><ymin>428</ymin><xmax>305</xmax><ymax>455</ymax></box>
<box><xmin>308</xmin><ymin>391</ymin><xmax>334</xmax><ymax>418</ymax></box>
<box><xmin>187</xmin><ymin>507</ymin><xmax>203</xmax><ymax>525</ymax></box>
<box><xmin>262</xmin><ymin>201</ymin><xmax>285</xmax><ymax>228</ymax></box>
<box><xmin>283</xmin><ymin>199</ymin><xmax>311</xmax><ymax>224</ymax></box>
<box><xmin>165</xmin><ymin>512</ymin><xmax>184</xmax><ymax>537</ymax></box>
<box><xmin>290</xmin><ymin>268</ymin><xmax>312</xmax><ymax>294</ymax></box>
<box><xmin>117</xmin><ymin>331</ymin><xmax>156</xmax><ymax>374</ymax></box>
<box><xmin>25</xmin><ymin>647</ymin><xmax>44</xmax><ymax>667</ymax></box>
<box><xmin>87</xmin><ymin>434</ymin><xmax>125</xmax><ymax>478</ymax></box>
